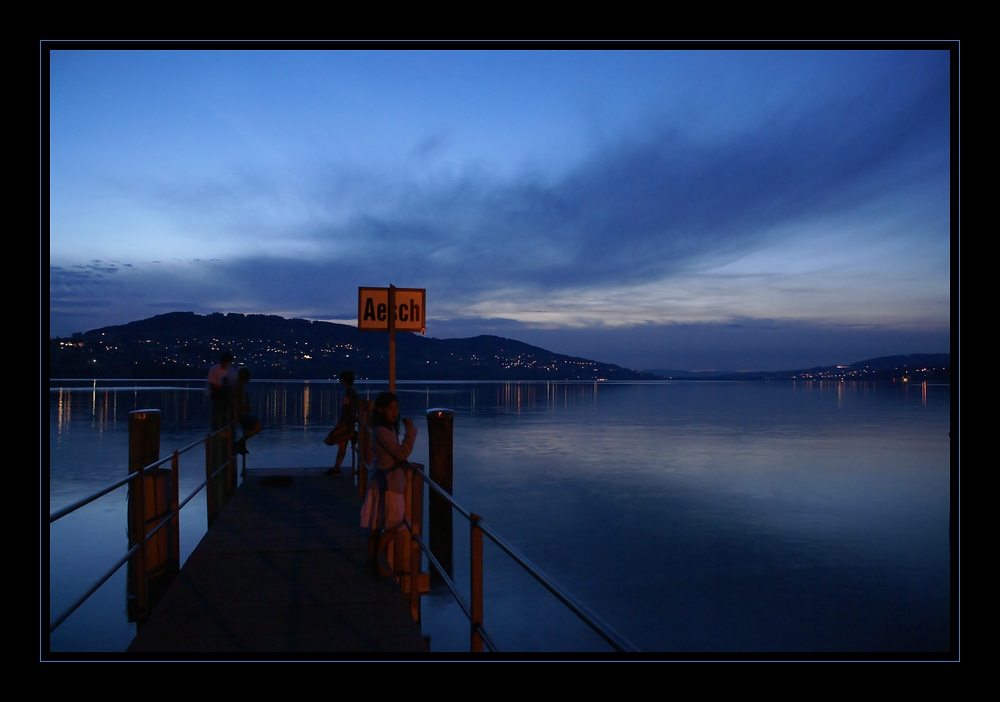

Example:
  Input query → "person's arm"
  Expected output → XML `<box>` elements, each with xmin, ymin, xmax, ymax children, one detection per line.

<box><xmin>207</xmin><ymin>366</ymin><xmax>223</xmax><ymax>394</ymax></box>
<box><xmin>374</xmin><ymin>423</ymin><xmax>416</xmax><ymax>462</ymax></box>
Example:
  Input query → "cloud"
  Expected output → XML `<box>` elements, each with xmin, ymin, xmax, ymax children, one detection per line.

<box><xmin>49</xmin><ymin>52</ymin><xmax>951</xmax><ymax>353</ymax></box>
<box><xmin>292</xmin><ymin>58</ymin><xmax>950</xmax><ymax>305</ymax></box>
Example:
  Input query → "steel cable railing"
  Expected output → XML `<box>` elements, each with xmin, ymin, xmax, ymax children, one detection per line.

<box><xmin>353</xmin><ymin>419</ymin><xmax>639</xmax><ymax>653</ymax></box>
<box><xmin>48</xmin><ymin>424</ymin><xmax>241</xmax><ymax>633</ymax></box>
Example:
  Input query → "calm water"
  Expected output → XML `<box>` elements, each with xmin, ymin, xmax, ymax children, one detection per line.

<box><xmin>46</xmin><ymin>379</ymin><xmax>952</xmax><ymax>654</ymax></box>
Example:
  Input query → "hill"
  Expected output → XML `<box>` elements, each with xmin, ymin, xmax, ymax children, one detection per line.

<box><xmin>645</xmin><ymin>353</ymin><xmax>951</xmax><ymax>383</ymax></box>
<box><xmin>49</xmin><ymin>311</ymin><xmax>658</xmax><ymax>381</ymax></box>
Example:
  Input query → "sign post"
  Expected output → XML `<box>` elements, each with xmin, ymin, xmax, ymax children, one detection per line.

<box><xmin>388</xmin><ymin>285</ymin><xmax>396</xmax><ymax>393</ymax></box>
<box><xmin>358</xmin><ymin>286</ymin><xmax>426</xmax><ymax>392</ymax></box>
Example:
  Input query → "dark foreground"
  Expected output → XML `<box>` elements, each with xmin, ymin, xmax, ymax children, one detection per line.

<box><xmin>127</xmin><ymin>469</ymin><xmax>426</xmax><ymax>654</ymax></box>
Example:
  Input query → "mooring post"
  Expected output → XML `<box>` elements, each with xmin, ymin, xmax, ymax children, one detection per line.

<box><xmin>471</xmin><ymin>513</ymin><xmax>484</xmax><ymax>652</ymax></box>
<box><xmin>426</xmin><ymin>408</ymin><xmax>454</xmax><ymax>580</ymax></box>
<box><xmin>205</xmin><ymin>433</ymin><xmax>218</xmax><ymax>525</ymax></box>
<box><xmin>388</xmin><ymin>284</ymin><xmax>397</xmax><ymax>394</ymax></box>
<box><xmin>127</xmin><ymin>409</ymin><xmax>177</xmax><ymax>622</ymax></box>
<box><xmin>409</xmin><ymin>468</ymin><xmax>424</xmax><ymax>624</ymax></box>
<box><xmin>169</xmin><ymin>451</ymin><xmax>180</xmax><ymax>570</ymax></box>
<box><xmin>226</xmin><ymin>422</ymin><xmax>236</xmax><ymax>496</ymax></box>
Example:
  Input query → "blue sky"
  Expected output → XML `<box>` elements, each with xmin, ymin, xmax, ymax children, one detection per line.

<box><xmin>48</xmin><ymin>48</ymin><xmax>952</xmax><ymax>371</ymax></box>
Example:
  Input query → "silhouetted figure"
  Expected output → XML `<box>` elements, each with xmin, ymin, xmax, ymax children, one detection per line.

<box><xmin>207</xmin><ymin>352</ymin><xmax>237</xmax><ymax>431</ymax></box>
<box><xmin>360</xmin><ymin>391</ymin><xmax>416</xmax><ymax>577</ymax></box>
<box><xmin>232</xmin><ymin>367</ymin><xmax>262</xmax><ymax>467</ymax></box>
<box><xmin>324</xmin><ymin>370</ymin><xmax>360</xmax><ymax>475</ymax></box>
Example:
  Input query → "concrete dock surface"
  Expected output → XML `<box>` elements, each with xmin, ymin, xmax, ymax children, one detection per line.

<box><xmin>127</xmin><ymin>468</ymin><xmax>427</xmax><ymax>654</ymax></box>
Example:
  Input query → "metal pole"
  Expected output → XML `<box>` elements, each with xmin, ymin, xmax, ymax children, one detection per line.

<box><xmin>127</xmin><ymin>409</ymin><xmax>159</xmax><ymax>623</ymax></box>
<box><xmin>427</xmin><ymin>408</ymin><xmax>454</xmax><ymax>580</ymax></box>
<box><xmin>359</xmin><ymin>400</ymin><xmax>373</xmax><ymax>498</ymax></box>
<box><xmin>205</xmin><ymin>433</ymin><xmax>217</xmax><ymax>525</ymax></box>
<box><xmin>169</xmin><ymin>450</ymin><xmax>180</xmax><ymax>574</ymax></box>
<box><xmin>388</xmin><ymin>283</ymin><xmax>396</xmax><ymax>394</ymax></box>
<box><xmin>471</xmin><ymin>514</ymin><xmax>484</xmax><ymax>653</ymax></box>
<box><xmin>410</xmin><ymin>469</ymin><xmax>424</xmax><ymax>624</ymax></box>
<box><xmin>135</xmin><ymin>460</ymin><xmax>148</xmax><ymax>622</ymax></box>
<box><xmin>226</xmin><ymin>423</ymin><xmax>235</xmax><ymax>497</ymax></box>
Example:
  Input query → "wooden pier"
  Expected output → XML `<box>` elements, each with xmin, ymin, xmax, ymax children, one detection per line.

<box><xmin>127</xmin><ymin>468</ymin><xmax>427</xmax><ymax>654</ymax></box>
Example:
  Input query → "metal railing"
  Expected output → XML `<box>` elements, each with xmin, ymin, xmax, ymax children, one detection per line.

<box><xmin>353</xmin><ymin>416</ymin><xmax>640</xmax><ymax>653</ymax></box>
<box><xmin>47</xmin><ymin>424</ymin><xmax>243</xmax><ymax>633</ymax></box>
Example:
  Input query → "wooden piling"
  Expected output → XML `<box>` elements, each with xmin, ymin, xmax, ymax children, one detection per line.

<box><xmin>358</xmin><ymin>400</ymin><xmax>374</xmax><ymax>497</ymax></box>
<box><xmin>127</xmin><ymin>409</ymin><xmax>178</xmax><ymax>622</ymax></box>
<box><xmin>426</xmin><ymin>408</ymin><xmax>454</xmax><ymax>580</ymax></box>
<box><xmin>471</xmin><ymin>513</ymin><xmax>483</xmax><ymax>652</ymax></box>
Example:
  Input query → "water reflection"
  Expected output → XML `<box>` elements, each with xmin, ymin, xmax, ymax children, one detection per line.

<box><xmin>48</xmin><ymin>379</ymin><xmax>951</xmax><ymax>653</ymax></box>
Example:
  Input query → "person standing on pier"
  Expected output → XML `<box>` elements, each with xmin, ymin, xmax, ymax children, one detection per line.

<box><xmin>361</xmin><ymin>391</ymin><xmax>416</xmax><ymax>578</ymax></box>
<box><xmin>324</xmin><ymin>370</ymin><xmax>360</xmax><ymax>476</ymax></box>
<box><xmin>207</xmin><ymin>352</ymin><xmax>238</xmax><ymax>431</ymax></box>
<box><xmin>232</xmin><ymin>367</ymin><xmax>262</xmax><ymax>464</ymax></box>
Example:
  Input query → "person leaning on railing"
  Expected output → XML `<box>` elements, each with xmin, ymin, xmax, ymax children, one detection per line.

<box><xmin>360</xmin><ymin>391</ymin><xmax>416</xmax><ymax>578</ymax></box>
<box><xmin>324</xmin><ymin>370</ymin><xmax>360</xmax><ymax>476</ymax></box>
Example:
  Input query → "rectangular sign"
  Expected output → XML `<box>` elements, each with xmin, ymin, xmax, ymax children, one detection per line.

<box><xmin>358</xmin><ymin>287</ymin><xmax>427</xmax><ymax>333</ymax></box>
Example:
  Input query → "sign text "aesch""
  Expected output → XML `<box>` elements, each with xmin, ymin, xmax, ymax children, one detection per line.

<box><xmin>357</xmin><ymin>287</ymin><xmax>426</xmax><ymax>333</ymax></box>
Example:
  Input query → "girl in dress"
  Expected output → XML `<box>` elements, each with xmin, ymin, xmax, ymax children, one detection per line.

<box><xmin>361</xmin><ymin>391</ymin><xmax>416</xmax><ymax>577</ymax></box>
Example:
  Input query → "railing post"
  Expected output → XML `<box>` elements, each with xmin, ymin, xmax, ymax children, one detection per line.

<box><xmin>427</xmin><ymin>408</ymin><xmax>454</xmax><ymax>581</ymax></box>
<box><xmin>226</xmin><ymin>422</ymin><xmax>237</xmax><ymax>496</ymax></box>
<box><xmin>358</xmin><ymin>400</ymin><xmax>373</xmax><ymax>498</ymax></box>
<box><xmin>471</xmin><ymin>513</ymin><xmax>483</xmax><ymax>652</ymax></box>
<box><xmin>351</xmin><ymin>424</ymin><xmax>358</xmax><ymax>483</ymax></box>
<box><xmin>409</xmin><ymin>468</ymin><xmax>424</xmax><ymax>624</ymax></box>
<box><xmin>205</xmin><ymin>433</ymin><xmax>218</xmax><ymax>525</ymax></box>
<box><xmin>135</xmin><ymin>459</ymin><xmax>148</xmax><ymax>624</ymax></box>
<box><xmin>394</xmin><ymin>464</ymin><xmax>410</xmax><ymax>577</ymax></box>
<box><xmin>128</xmin><ymin>409</ymin><xmax>159</xmax><ymax>624</ymax></box>
<box><xmin>170</xmin><ymin>451</ymin><xmax>180</xmax><ymax>569</ymax></box>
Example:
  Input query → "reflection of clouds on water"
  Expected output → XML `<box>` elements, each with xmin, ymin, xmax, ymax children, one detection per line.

<box><xmin>48</xmin><ymin>380</ymin><xmax>951</xmax><ymax>653</ymax></box>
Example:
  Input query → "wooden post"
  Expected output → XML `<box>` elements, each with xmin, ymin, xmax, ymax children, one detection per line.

<box><xmin>471</xmin><ymin>514</ymin><xmax>484</xmax><ymax>652</ymax></box>
<box><xmin>226</xmin><ymin>424</ymin><xmax>235</xmax><ymax>496</ymax></box>
<box><xmin>134</xmin><ymin>459</ymin><xmax>148</xmax><ymax>623</ymax></box>
<box><xmin>205</xmin><ymin>433</ymin><xmax>218</xmax><ymax>525</ymax></box>
<box><xmin>358</xmin><ymin>400</ymin><xmax>374</xmax><ymax>498</ymax></box>
<box><xmin>409</xmin><ymin>468</ymin><xmax>424</xmax><ymax>624</ymax></box>
<box><xmin>169</xmin><ymin>451</ymin><xmax>180</xmax><ymax>569</ymax></box>
<box><xmin>393</xmin><ymin>473</ymin><xmax>407</xmax><ymax>575</ymax></box>
<box><xmin>126</xmin><ymin>409</ymin><xmax>180</xmax><ymax>622</ymax></box>
<box><xmin>427</xmin><ymin>408</ymin><xmax>454</xmax><ymax>580</ymax></box>
<box><xmin>388</xmin><ymin>284</ymin><xmax>396</xmax><ymax>394</ymax></box>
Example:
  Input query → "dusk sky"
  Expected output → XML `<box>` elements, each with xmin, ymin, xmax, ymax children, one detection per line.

<box><xmin>48</xmin><ymin>49</ymin><xmax>952</xmax><ymax>371</ymax></box>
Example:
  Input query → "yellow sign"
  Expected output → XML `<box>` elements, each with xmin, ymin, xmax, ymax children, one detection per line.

<box><xmin>358</xmin><ymin>287</ymin><xmax>426</xmax><ymax>333</ymax></box>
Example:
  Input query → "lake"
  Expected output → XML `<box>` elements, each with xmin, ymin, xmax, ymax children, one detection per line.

<box><xmin>46</xmin><ymin>379</ymin><xmax>952</xmax><ymax>654</ymax></box>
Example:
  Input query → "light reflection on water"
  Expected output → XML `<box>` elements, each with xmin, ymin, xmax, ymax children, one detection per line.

<box><xmin>47</xmin><ymin>379</ymin><xmax>951</xmax><ymax>653</ymax></box>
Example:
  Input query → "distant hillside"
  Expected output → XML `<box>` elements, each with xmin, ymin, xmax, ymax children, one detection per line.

<box><xmin>645</xmin><ymin>353</ymin><xmax>951</xmax><ymax>383</ymax></box>
<box><xmin>49</xmin><ymin>311</ymin><xmax>658</xmax><ymax>381</ymax></box>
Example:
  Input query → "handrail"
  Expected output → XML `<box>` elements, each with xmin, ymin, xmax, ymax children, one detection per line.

<box><xmin>49</xmin><ymin>425</ymin><xmax>232</xmax><ymax>524</ymax></box>
<box><xmin>472</xmin><ymin>510</ymin><xmax>639</xmax><ymax>653</ymax></box>
<box><xmin>48</xmin><ymin>424</ymin><xmax>241</xmax><ymax>633</ymax></box>
<box><xmin>354</xmin><ymin>420</ymin><xmax>639</xmax><ymax>653</ymax></box>
<box><xmin>409</xmin><ymin>531</ymin><xmax>499</xmax><ymax>652</ymax></box>
<box><xmin>49</xmin><ymin>542</ymin><xmax>143</xmax><ymax>633</ymax></box>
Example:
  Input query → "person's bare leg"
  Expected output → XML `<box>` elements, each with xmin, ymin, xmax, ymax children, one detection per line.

<box><xmin>326</xmin><ymin>440</ymin><xmax>347</xmax><ymax>475</ymax></box>
<box><xmin>366</xmin><ymin>529</ymin><xmax>382</xmax><ymax>575</ymax></box>
<box><xmin>376</xmin><ymin>529</ymin><xmax>396</xmax><ymax>577</ymax></box>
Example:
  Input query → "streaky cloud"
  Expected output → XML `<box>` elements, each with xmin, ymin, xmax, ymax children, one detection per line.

<box><xmin>313</xmin><ymin>54</ymin><xmax>950</xmax><ymax>297</ymax></box>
